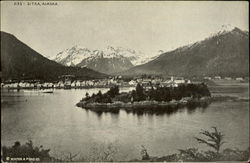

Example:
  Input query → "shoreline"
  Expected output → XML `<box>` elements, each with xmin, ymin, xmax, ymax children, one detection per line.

<box><xmin>76</xmin><ymin>96</ymin><xmax>212</xmax><ymax>112</ymax></box>
<box><xmin>76</xmin><ymin>95</ymin><xmax>249</xmax><ymax>112</ymax></box>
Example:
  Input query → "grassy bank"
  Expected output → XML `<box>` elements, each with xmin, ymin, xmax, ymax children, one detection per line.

<box><xmin>1</xmin><ymin>127</ymin><xmax>249</xmax><ymax>162</ymax></box>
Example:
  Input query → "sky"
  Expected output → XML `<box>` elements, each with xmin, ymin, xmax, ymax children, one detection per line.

<box><xmin>1</xmin><ymin>1</ymin><xmax>249</xmax><ymax>58</ymax></box>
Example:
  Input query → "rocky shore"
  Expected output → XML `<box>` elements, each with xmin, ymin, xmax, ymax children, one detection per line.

<box><xmin>76</xmin><ymin>83</ymin><xmax>216</xmax><ymax>112</ymax></box>
<box><xmin>76</xmin><ymin>96</ymin><xmax>212</xmax><ymax>112</ymax></box>
<box><xmin>76</xmin><ymin>94</ymin><xmax>249</xmax><ymax>113</ymax></box>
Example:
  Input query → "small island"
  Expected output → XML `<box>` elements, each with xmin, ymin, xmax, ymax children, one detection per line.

<box><xmin>76</xmin><ymin>83</ymin><xmax>212</xmax><ymax>112</ymax></box>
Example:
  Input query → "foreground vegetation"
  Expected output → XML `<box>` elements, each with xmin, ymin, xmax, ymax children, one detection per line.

<box><xmin>2</xmin><ymin>140</ymin><xmax>53</xmax><ymax>162</ymax></box>
<box><xmin>136</xmin><ymin>127</ymin><xmax>249</xmax><ymax>162</ymax></box>
<box><xmin>2</xmin><ymin>127</ymin><xmax>249</xmax><ymax>162</ymax></box>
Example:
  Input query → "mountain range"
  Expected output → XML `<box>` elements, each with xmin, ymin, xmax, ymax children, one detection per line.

<box><xmin>122</xmin><ymin>27</ymin><xmax>249</xmax><ymax>77</ymax></box>
<box><xmin>51</xmin><ymin>46</ymin><xmax>159</xmax><ymax>74</ymax></box>
<box><xmin>1</xmin><ymin>27</ymin><xmax>248</xmax><ymax>81</ymax></box>
<box><xmin>1</xmin><ymin>31</ymin><xmax>107</xmax><ymax>81</ymax></box>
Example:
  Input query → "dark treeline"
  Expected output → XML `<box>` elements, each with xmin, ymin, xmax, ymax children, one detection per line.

<box><xmin>2</xmin><ymin>140</ymin><xmax>52</xmax><ymax>162</ymax></box>
<box><xmin>82</xmin><ymin>83</ymin><xmax>211</xmax><ymax>104</ymax></box>
<box><xmin>132</xmin><ymin>83</ymin><xmax>211</xmax><ymax>102</ymax></box>
<box><xmin>83</xmin><ymin>85</ymin><xmax>120</xmax><ymax>103</ymax></box>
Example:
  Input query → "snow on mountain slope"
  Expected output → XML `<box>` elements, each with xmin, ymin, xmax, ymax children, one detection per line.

<box><xmin>51</xmin><ymin>46</ymin><xmax>160</xmax><ymax>73</ymax></box>
<box><xmin>123</xmin><ymin>27</ymin><xmax>249</xmax><ymax>77</ymax></box>
<box><xmin>50</xmin><ymin>45</ymin><xmax>93</xmax><ymax>66</ymax></box>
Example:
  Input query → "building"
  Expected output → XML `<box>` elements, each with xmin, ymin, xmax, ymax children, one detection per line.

<box><xmin>214</xmin><ymin>76</ymin><xmax>221</xmax><ymax>80</ymax></box>
<box><xmin>204</xmin><ymin>76</ymin><xmax>212</xmax><ymax>80</ymax></box>
<box><xmin>128</xmin><ymin>80</ymin><xmax>137</xmax><ymax>86</ymax></box>
<box><xmin>174</xmin><ymin>79</ymin><xmax>185</xmax><ymax>84</ymax></box>
<box><xmin>224</xmin><ymin>77</ymin><xmax>232</xmax><ymax>80</ymax></box>
<box><xmin>236</xmin><ymin>77</ymin><xmax>243</xmax><ymax>81</ymax></box>
<box><xmin>170</xmin><ymin>76</ymin><xmax>186</xmax><ymax>85</ymax></box>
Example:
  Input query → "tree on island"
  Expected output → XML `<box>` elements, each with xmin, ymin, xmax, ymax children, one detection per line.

<box><xmin>96</xmin><ymin>91</ymin><xmax>103</xmax><ymax>103</ymax></box>
<box><xmin>81</xmin><ymin>83</ymin><xmax>211</xmax><ymax>104</ymax></box>
<box><xmin>136</xmin><ymin>83</ymin><xmax>145</xmax><ymax>101</ymax></box>
<box><xmin>85</xmin><ymin>92</ymin><xmax>90</xmax><ymax>100</ymax></box>
<box><xmin>107</xmin><ymin>85</ymin><xmax>119</xmax><ymax>98</ymax></box>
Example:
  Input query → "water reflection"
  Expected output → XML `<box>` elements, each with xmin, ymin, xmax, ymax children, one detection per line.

<box><xmin>82</xmin><ymin>102</ymin><xmax>210</xmax><ymax>117</ymax></box>
<box><xmin>186</xmin><ymin>102</ymin><xmax>209</xmax><ymax>114</ymax></box>
<box><xmin>1</xmin><ymin>87</ymin><xmax>248</xmax><ymax>160</ymax></box>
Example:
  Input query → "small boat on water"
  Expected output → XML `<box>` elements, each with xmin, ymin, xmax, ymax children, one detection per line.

<box><xmin>42</xmin><ymin>90</ymin><xmax>53</xmax><ymax>94</ymax></box>
<box><xmin>23</xmin><ymin>89</ymin><xmax>54</xmax><ymax>94</ymax></box>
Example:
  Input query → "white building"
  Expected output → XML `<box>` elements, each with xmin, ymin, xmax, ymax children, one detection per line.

<box><xmin>71</xmin><ymin>81</ymin><xmax>76</xmax><ymax>87</ymax></box>
<box><xmin>236</xmin><ymin>77</ymin><xmax>243</xmax><ymax>81</ymax></box>
<box><xmin>204</xmin><ymin>76</ymin><xmax>212</xmax><ymax>80</ymax></box>
<box><xmin>174</xmin><ymin>79</ymin><xmax>185</xmax><ymax>84</ymax></box>
<box><xmin>225</xmin><ymin>77</ymin><xmax>232</xmax><ymax>80</ymax></box>
<box><xmin>86</xmin><ymin>80</ymin><xmax>94</xmax><ymax>86</ymax></box>
<box><xmin>128</xmin><ymin>80</ymin><xmax>137</xmax><ymax>86</ymax></box>
<box><xmin>25</xmin><ymin>83</ymin><xmax>31</xmax><ymax>88</ymax></box>
<box><xmin>19</xmin><ymin>82</ymin><xmax>26</xmax><ymax>88</ymax></box>
<box><xmin>75</xmin><ymin>81</ymin><xmax>81</xmax><ymax>87</ymax></box>
<box><xmin>214</xmin><ymin>76</ymin><xmax>221</xmax><ymax>80</ymax></box>
<box><xmin>170</xmin><ymin>76</ymin><xmax>185</xmax><ymax>84</ymax></box>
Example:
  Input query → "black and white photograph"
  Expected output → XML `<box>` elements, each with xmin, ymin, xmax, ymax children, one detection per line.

<box><xmin>1</xmin><ymin>1</ymin><xmax>249</xmax><ymax>162</ymax></box>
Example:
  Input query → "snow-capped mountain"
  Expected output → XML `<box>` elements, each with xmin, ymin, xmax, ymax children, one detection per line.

<box><xmin>123</xmin><ymin>27</ymin><xmax>249</xmax><ymax>77</ymax></box>
<box><xmin>1</xmin><ymin>32</ymin><xmax>107</xmax><ymax>81</ymax></box>
<box><xmin>51</xmin><ymin>45</ymin><xmax>92</xmax><ymax>66</ymax></box>
<box><xmin>51</xmin><ymin>46</ymin><xmax>159</xmax><ymax>74</ymax></box>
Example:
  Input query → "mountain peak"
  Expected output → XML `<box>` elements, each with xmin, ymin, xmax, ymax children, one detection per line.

<box><xmin>231</xmin><ymin>27</ymin><xmax>248</xmax><ymax>36</ymax></box>
<box><xmin>1</xmin><ymin>32</ymin><xmax>106</xmax><ymax>81</ymax></box>
<box><xmin>71</xmin><ymin>45</ymin><xmax>88</xmax><ymax>50</ymax></box>
<box><xmin>220</xmin><ymin>24</ymin><xmax>234</xmax><ymax>32</ymax></box>
<box><xmin>216</xmin><ymin>25</ymin><xmax>248</xmax><ymax>37</ymax></box>
<box><xmin>52</xmin><ymin>45</ymin><xmax>160</xmax><ymax>74</ymax></box>
<box><xmin>124</xmin><ymin>26</ymin><xmax>249</xmax><ymax>77</ymax></box>
<box><xmin>212</xmin><ymin>24</ymin><xmax>235</xmax><ymax>36</ymax></box>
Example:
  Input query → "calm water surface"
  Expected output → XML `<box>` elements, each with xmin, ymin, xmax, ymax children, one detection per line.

<box><xmin>1</xmin><ymin>85</ymin><xmax>249</xmax><ymax>160</ymax></box>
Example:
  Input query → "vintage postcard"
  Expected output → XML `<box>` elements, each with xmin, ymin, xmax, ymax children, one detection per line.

<box><xmin>1</xmin><ymin>1</ymin><xmax>249</xmax><ymax>162</ymax></box>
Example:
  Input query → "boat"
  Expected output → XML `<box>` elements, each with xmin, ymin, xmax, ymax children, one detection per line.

<box><xmin>23</xmin><ymin>89</ymin><xmax>54</xmax><ymax>94</ymax></box>
<box><xmin>42</xmin><ymin>90</ymin><xmax>53</xmax><ymax>94</ymax></box>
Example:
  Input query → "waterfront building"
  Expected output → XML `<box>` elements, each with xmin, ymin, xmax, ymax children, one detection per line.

<box><xmin>214</xmin><ymin>76</ymin><xmax>221</xmax><ymax>80</ymax></box>
<box><xmin>236</xmin><ymin>77</ymin><xmax>243</xmax><ymax>81</ymax></box>
<box><xmin>225</xmin><ymin>77</ymin><xmax>232</xmax><ymax>80</ymax></box>
<box><xmin>204</xmin><ymin>76</ymin><xmax>212</xmax><ymax>80</ymax></box>
<box><xmin>128</xmin><ymin>80</ymin><xmax>137</xmax><ymax>86</ymax></box>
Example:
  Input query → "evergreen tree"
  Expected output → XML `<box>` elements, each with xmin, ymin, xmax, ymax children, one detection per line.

<box><xmin>136</xmin><ymin>83</ymin><xmax>145</xmax><ymax>101</ymax></box>
<box><xmin>85</xmin><ymin>92</ymin><xmax>90</xmax><ymax>100</ymax></box>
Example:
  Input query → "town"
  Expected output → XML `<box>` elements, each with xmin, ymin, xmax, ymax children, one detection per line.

<box><xmin>1</xmin><ymin>75</ymin><xmax>248</xmax><ymax>90</ymax></box>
